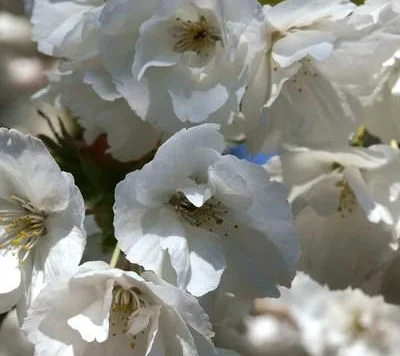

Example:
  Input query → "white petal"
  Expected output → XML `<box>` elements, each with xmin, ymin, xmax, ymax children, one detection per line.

<box><xmin>160</xmin><ymin>232</ymin><xmax>191</xmax><ymax>290</ymax></box>
<box><xmin>297</xmin><ymin>205</ymin><xmax>395</xmax><ymax>291</ymax></box>
<box><xmin>344</xmin><ymin>167</ymin><xmax>393</xmax><ymax>225</ymax></box>
<box><xmin>273</xmin><ymin>30</ymin><xmax>336</xmax><ymax>68</ymax></box>
<box><xmin>143</xmin><ymin>271</ymin><xmax>214</xmax><ymax>338</ymax></box>
<box><xmin>213</xmin><ymin>155</ymin><xmax>299</xmax><ymax>281</ymax></box>
<box><xmin>31</xmin><ymin>0</ymin><xmax>103</xmax><ymax>59</ymax></box>
<box><xmin>133</xmin><ymin>17</ymin><xmax>180</xmax><ymax>80</ymax></box>
<box><xmin>0</xmin><ymin>129</ymin><xmax>70</xmax><ymax>212</ymax></box>
<box><xmin>177</xmin><ymin>179</ymin><xmax>214</xmax><ymax>207</ymax></box>
<box><xmin>168</xmin><ymin>64</ymin><xmax>230</xmax><ymax>123</ymax></box>
<box><xmin>67</xmin><ymin>279</ymin><xmax>114</xmax><ymax>343</ymax></box>
<box><xmin>96</xmin><ymin>101</ymin><xmax>160</xmax><ymax>162</ymax></box>
<box><xmin>0</xmin><ymin>253</ymin><xmax>22</xmax><ymax>313</ymax></box>
<box><xmin>22</xmin><ymin>277</ymin><xmax>93</xmax><ymax>356</ymax></box>
<box><xmin>252</xmin><ymin>64</ymin><xmax>356</xmax><ymax>153</ymax></box>
<box><xmin>265</xmin><ymin>0</ymin><xmax>355</xmax><ymax>30</ymax></box>
<box><xmin>185</xmin><ymin>226</ymin><xmax>226</xmax><ymax>296</ymax></box>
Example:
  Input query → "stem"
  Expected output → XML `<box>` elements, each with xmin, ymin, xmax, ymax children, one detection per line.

<box><xmin>109</xmin><ymin>243</ymin><xmax>121</xmax><ymax>268</ymax></box>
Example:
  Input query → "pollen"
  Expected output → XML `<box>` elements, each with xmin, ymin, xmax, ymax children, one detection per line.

<box><xmin>109</xmin><ymin>284</ymin><xmax>150</xmax><ymax>346</ymax></box>
<box><xmin>0</xmin><ymin>194</ymin><xmax>47</xmax><ymax>259</ymax></box>
<box><xmin>348</xmin><ymin>309</ymin><xmax>368</xmax><ymax>339</ymax></box>
<box><xmin>171</xmin><ymin>15</ymin><xmax>222</xmax><ymax>56</ymax></box>
<box><xmin>112</xmin><ymin>286</ymin><xmax>142</xmax><ymax>315</ymax></box>
<box><xmin>169</xmin><ymin>192</ymin><xmax>228</xmax><ymax>228</ymax></box>
<box><xmin>335</xmin><ymin>179</ymin><xmax>356</xmax><ymax>217</ymax></box>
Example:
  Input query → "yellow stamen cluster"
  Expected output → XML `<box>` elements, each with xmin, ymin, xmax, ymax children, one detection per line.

<box><xmin>0</xmin><ymin>194</ymin><xmax>47</xmax><ymax>258</ymax></box>
<box><xmin>171</xmin><ymin>15</ymin><xmax>221</xmax><ymax>56</ymax></box>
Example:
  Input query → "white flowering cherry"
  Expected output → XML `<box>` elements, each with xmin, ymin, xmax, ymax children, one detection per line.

<box><xmin>23</xmin><ymin>261</ymin><xmax>217</xmax><ymax>356</ymax></box>
<box><xmin>99</xmin><ymin>0</ymin><xmax>262</xmax><ymax>132</ymax></box>
<box><xmin>267</xmin><ymin>144</ymin><xmax>400</xmax><ymax>291</ymax></box>
<box><xmin>279</xmin><ymin>144</ymin><xmax>400</xmax><ymax>233</ymax></box>
<box><xmin>240</xmin><ymin>0</ymin><xmax>358</xmax><ymax>153</ymax></box>
<box><xmin>114</xmin><ymin>124</ymin><xmax>299</xmax><ymax>297</ymax></box>
<box><xmin>279</xmin><ymin>273</ymin><xmax>400</xmax><ymax>356</ymax></box>
<box><xmin>0</xmin><ymin>129</ymin><xmax>86</xmax><ymax>321</ymax></box>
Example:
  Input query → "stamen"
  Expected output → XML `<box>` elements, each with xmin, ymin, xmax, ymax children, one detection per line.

<box><xmin>169</xmin><ymin>192</ymin><xmax>228</xmax><ymax>228</ymax></box>
<box><xmin>335</xmin><ymin>179</ymin><xmax>356</xmax><ymax>217</ymax></box>
<box><xmin>112</xmin><ymin>286</ymin><xmax>143</xmax><ymax>315</ymax></box>
<box><xmin>0</xmin><ymin>195</ymin><xmax>47</xmax><ymax>258</ymax></box>
<box><xmin>171</xmin><ymin>15</ymin><xmax>221</xmax><ymax>56</ymax></box>
<box><xmin>348</xmin><ymin>309</ymin><xmax>368</xmax><ymax>338</ymax></box>
<box><xmin>109</xmin><ymin>285</ymin><xmax>150</xmax><ymax>349</ymax></box>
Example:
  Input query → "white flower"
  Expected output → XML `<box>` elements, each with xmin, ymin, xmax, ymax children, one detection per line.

<box><xmin>99</xmin><ymin>0</ymin><xmax>262</xmax><ymax>132</ymax></box>
<box><xmin>273</xmin><ymin>144</ymin><xmax>400</xmax><ymax>291</ymax></box>
<box><xmin>241</xmin><ymin>0</ymin><xmax>357</xmax><ymax>153</ymax></box>
<box><xmin>114</xmin><ymin>124</ymin><xmax>299</xmax><ymax>298</ymax></box>
<box><xmin>23</xmin><ymin>261</ymin><xmax>217</xmax><ymax>356</ymax></box>
<box><xmin>279</xmin><ymin>273</ymin><xmax>400</xmax><ymax>356</ymax></box>
<box><xmin>280</xmin><ymin>144</ymin><xmax>400</xmax><ymax>234</ymax></box>
<box><xmin>30</xmin><ymin>0</ymin><xmax>263</xmax><ymax>133</ymax></box>
<box><xmin>207</xmin><ymin>288</ymin><xmax>305</xmax><ymax>356</ymax></box>
<box><xmin>233</xmin><ymin>273</ymin><xmax>400</xmax><ymax>356</ymax></box>
<box><xmin>0</xmin><ymin>129</ymin><xmax>86</xmax><ymax>321</ymax></box>
<box><xmin>34</xmin><ymin>69</ymin><xmax>161</xmax><ymax>163</ymax></box>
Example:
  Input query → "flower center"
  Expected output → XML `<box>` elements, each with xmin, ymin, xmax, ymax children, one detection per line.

<box><xmin>348</xmin><ymin>309</ymin><xmax>369</xmax><ymax>338</ymax></box>
<box><xmin>335</xmin><ymin>179</ymin><xmax>356</xmax><ymax>217</ymax></box>
<box><xmin>0</xmin><ymin>194</ymin><xmax>47</xmax><ymax>259</ymax></box>
<box><xmin>169</xmin><ymin>191</ymin><xmax>228</xmax><ymax>228</ymax></box>
<box><xmin>110</xmin><ymin>285</ymin><xmax>150</xmax><ymax>350</ymax></box>
<box><xmin>112</xmin><ymin>286</ymin><xmax>143</xmax><ymax>315</ymax></box>
<box><xmin>171</xmin><ymin>15</ymin><xmax>222</xmax><ymax>56</ymax></box>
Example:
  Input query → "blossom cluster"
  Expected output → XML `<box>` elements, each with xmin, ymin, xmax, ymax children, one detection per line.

<box><xmin>1</xmin><ymin>0</ymin><xmax>400</xmax><ymax>355</ymax></box>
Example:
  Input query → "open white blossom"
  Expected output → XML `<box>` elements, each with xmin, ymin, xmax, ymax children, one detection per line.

<box><xmin>241</xmin><ymin>0</ymin><xmax>357</xmax><ymax>153</ymax></box>
<box><xmin>34</xmin><ymin>69</ymin><xmax>161</xmax><ymax>163</ymax></box>
<box><xmin>0</xmin><ymin>129</ymin><xmax>86</xmax><ymax>321</ymax></box>
<box><xmin>114</xmin><ymin>124</ymin><xmax>299</xmax><ymax>298</ymax></box>
<box><xmin>242</xmin><ymin>272</ymin><xmax>400</xmax><ymax>356</ymax></box>
<box><xmin>207</xmin><ymin>288</ymin><xmax>305</xmax><ymax>356</ymax></box>
<box><xmin>30</xmin><ymin>0</ymin><xmax>263</xmax><ymax>133</ymax></box>
<box><xmin>280</xmin><ymin>144</ymin><xmax>400</xmax><ymax>237</ymax></box>
<box><xmin>23</xmin><ymin>261</ymin><xmax>217</xmax><ymax>356</ymax></box>
<box><xmin>287</xmin><ymin>273</ymin><xmax>400</xmax><ymax>356</ymax></box>
<box><xmin>100</xmin><ymin>0</ymin><xmax>262</xmax><ymax>132</ymax></box>
<box><xmin>267</xmin><ymin>145</ymin><xmax>400</xmax><ymax>291</ymax></box>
